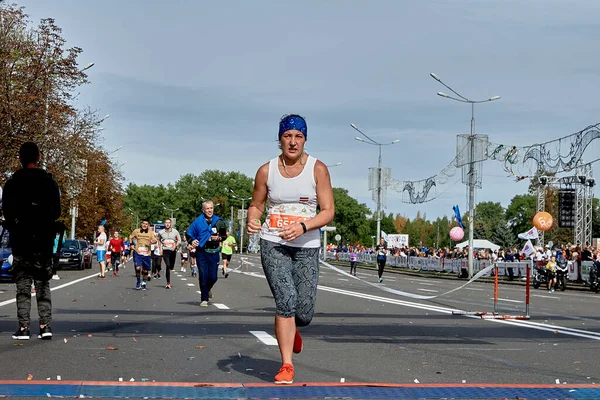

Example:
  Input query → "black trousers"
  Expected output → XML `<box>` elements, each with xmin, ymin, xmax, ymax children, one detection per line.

<box><xmin>163</xmin><ymin>250</ymin><xmax>176</xmax><ymax>284</ymax></box>
<box><xmin>151</xmin><ymin>255</ymin><xmax>162</xmax><ymax>275</ymax></box>
<box><xmin>377</xmin><ymin>257</ymin><xmax>386</xmax><ymax>278</ymax></box>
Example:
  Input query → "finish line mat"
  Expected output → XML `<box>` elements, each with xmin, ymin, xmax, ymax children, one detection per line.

<box><xmin>0</xmin><ymin>381</ymin><xmax>598</xmax><ymax>399</ymax></box>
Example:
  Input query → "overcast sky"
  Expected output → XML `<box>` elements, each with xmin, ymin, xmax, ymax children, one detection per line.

<box><xmin>16</xmin><ymin>0</ymin><xmax>600</xmax><ymax>220</ymax></box>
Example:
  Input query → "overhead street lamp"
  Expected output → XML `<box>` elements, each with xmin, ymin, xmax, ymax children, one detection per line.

<box><xmin>162</xmin><ymin>203</ymin><xmax>179</xmax><ymax>219</ymax></box>
<box><xmin>227</xmin><ymin>188</ymin><xmax>252</xmax><ymax>254</ymax></box>
<box><xmin>430</xmin><ymin>72</ymin><xmax>500</xmax><ymax>278</ymax></box>
<box><xmin>327</xmin><ymin>162</ymin><xmax>343</xmax><ymax>168</ymax></box>
<box><xmin>351</xmin><ymin>124</ymin><xmax>400</xmax><ymax>245</ymax></box>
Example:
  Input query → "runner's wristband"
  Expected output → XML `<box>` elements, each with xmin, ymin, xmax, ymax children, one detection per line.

<box><xmin>300</xmin><ymin>222</ymin><xmax>307</xmax><ymax>233</ymax></box>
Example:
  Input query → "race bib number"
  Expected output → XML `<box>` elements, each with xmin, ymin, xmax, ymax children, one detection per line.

<box><xmin>137</xmin><ymin>246</ymin><xmax>149</xmax><ymax>256</ymax></box>
<box><xmin>163</xmin><ymin>239</ymin><xmax>175</xmax><ymax>250</ymax></box>
<box><xmin>269</xmin><ymin>214</ymin><xmax>309</xmax><ymax>229</ymax></box>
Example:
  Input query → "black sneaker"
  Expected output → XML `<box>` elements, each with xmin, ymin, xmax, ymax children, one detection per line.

<box><xmin>38</xmin><ymin>325</ymin><xmax>52</xmax><ymax>340</ymax></box>
<box><xmin>12</xmin><ymin>327</ymin><xmax>30</xmax><ymax>340</ymax></box>
<box><xmin>224</xmin><ymin>272</ymin><xmax>229</xmax><ymax>278</ymax></box>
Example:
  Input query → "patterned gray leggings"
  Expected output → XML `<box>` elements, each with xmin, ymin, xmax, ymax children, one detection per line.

<box><xmin>260</xmin><ymin>239</ymin><xmax>320</xmax><ymax>327</ymax></box>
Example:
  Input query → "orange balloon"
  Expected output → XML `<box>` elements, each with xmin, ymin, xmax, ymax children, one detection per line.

<box><xmin>533</xmin><ymin>212</ymin><xmax>553</xmax><ymax>231</ymax></box>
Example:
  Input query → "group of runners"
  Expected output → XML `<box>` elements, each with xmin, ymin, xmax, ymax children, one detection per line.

<box><xmin>92</xmin><ymin>218</ymin><xmax>238</xmax><ymax>291</ymax></box>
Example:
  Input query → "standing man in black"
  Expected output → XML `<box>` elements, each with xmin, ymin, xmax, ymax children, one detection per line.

<box><xmin>375</xmin><ymin>237</ymin><xmax>388</xmax><ymax>283</ymax></box>
<box><xmin>2</xmin><ymin>142</ymin><xmax>62</xmax><ymax>340</ymax></box>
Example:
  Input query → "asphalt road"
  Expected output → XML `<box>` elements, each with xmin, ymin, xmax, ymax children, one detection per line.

<box><xmin>0</xmin><ymin>253</ymin><xmax>599</xmax><ymax>388</ymax></box>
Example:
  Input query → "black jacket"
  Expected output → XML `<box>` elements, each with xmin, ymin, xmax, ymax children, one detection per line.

<box><xmin>2</xmin><ymin>168</ymin><xmax>61</xmax><ymax>257</ymax></box>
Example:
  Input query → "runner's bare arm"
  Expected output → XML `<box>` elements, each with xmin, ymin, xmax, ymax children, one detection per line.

<box><xmin>247</xmin><ymin>162</ymin><xmax>269</xmax><ymax>233</ymax></box>
<box><xmin>309</xmin><ymin>160</ymin><xmax>334</xmax><ymax>231</ymax></box>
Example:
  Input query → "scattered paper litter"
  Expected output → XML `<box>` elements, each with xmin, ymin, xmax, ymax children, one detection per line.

<box><xmin>340</xmin><ymin>378</ymin><xmax>345</xmax><ymax>383</ymax></box>
<box><xmin>57</xmin><ymin>375</ymin><xmax>61</xmax><ymax>381</ymax></box>
<box><xmin>64</xmin><ymin>338</ymin><xmax>68</xmax><ymax>343</ymax></box>
<box><xmin>119</xmin><ymin>378</ymin><xmax>123</xmax><ymax>382</ymax></box>
<box><xmin>414</xmin><ymin>379</ymin><xmax>419</xmax><ymax>383</ymax></box>
<box><xmin>88</xmin><ymin>334</ymin><xmax>93</xmax><ymax>338</ymax></box>
<box><xmin>27</xmin><ymin>374</ymin><xmax>33</xmax><ymax>380</ymax></box>
<box><xmin>129</xmin><ymin>378</ymin><xmax>135</xmax><ymax>382</ymax></box>
<box><xmin>555</xmin><ymin>379</ymin><xmax>560</xmax><ymax>384</ymax></box>
<box><xmin>238</xmin><ymin>352</ymin><xmax>241</xmax><ymax>358</ymax></box>
<box><xmin>462</xmin><ymin>380</ymin><xmax>466</xmax><ymax>383</ymax></box>
<box><xmin>132</xmin><ymin>337</ymin><xmax>137</xmax><ymax>343</ymax></box>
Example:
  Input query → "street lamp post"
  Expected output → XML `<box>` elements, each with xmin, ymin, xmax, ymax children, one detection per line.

<box><xmin>351</xmin><ymin>124</ymin><xmax>400</xmax><ymax>245</ymax></box>
<box><xmin>162</xmin><ymin>203</ymin><xmax>179</xmax><ymax>219</ymax></box>
<box><xmin>430</xmin><ymin>73</ymin><xmax>500</xmax><ymax>278</ymax></box>
<box><xmin>326</xmin><ymin>162</ymin><xmax>343</xmax><ymax>168</ymax></box>
<box><xmin>227</xmin><ymin>188</ymin><xmax>252</xmax><ymax>254</ymax></box>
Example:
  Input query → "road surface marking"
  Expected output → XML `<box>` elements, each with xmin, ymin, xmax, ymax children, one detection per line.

<box><xmin>338</xmin><ymin>278</ymin><xmax>349</xmax><ymax>281</ymax></box>
<box><xmin>417</xmin><ymin>289</ymin><xmax>439</xmax><ymax>293</ymax></box>
<box><xmin>250</xmin><ymin>331</ymin><xmax>278</xmax><ymax>345</ymax></box>
<box><xmin>0</xmin><ymin>273</ymin><xmax>98</xmax><ymax>308</ymax></box>
<box><xmin>415</xmin><ymin>282</ymin><xmax>436</xmax><ymax>286</ymax></box>
<box><xmin>180</xmin><ymin>278</ymin><xmax>188</xmax><ymax>281</ymax></box>
<box><xmin>533</xmin><ymin>294</ymin><xmax>560</xmax><ymax>299</ymax></box>
<box><xmin>495</xmin><ymin>298</ymin><xmax>522</xmax><ymax>303</ymax></box>
<box><xmin>187</xmin><ymin>283</ymin><xmax>195</xmax><ymax>287</ymax></box>
<box><xmin>213</xmin><ymin>303</ymin><xmax>230</xmax><ymax>310</ymax></box>
<box><xmin>465</xmin><ymin>288</ymin><xmax>485</xmax><ymax>291</ymax></box>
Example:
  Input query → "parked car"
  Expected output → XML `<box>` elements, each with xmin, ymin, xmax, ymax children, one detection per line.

<box><xmin>78</xmin><ymin>240</ymin><xmax>92</xmax><ymax>269</ymax></box>
<box><xmin>1</xmin><ymin>229</ymin><xmax>14</xmax><ymax>282</ymax></box>
<box><xmin>57</xmin><ymin>239</ymin><xmax>85</xmax><ymax>270</ymax></box>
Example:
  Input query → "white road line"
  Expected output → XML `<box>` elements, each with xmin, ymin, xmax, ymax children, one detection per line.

<box><xmin>465</xmin><ymin>288</ymin><xmax>485</xmax><ymax>291</ymax></box>
<box><xmin>0</xmin><ymin>273</ymin><xmax>99</xmax><ymax>307</ymax></box>
<box><xmin>318</xmin><ymin>285</ymin><xmax>600</xmax><ymax>341</ymax></box>
<box><xmin>187</xmin><ymin>283</ymin><xmax>195</xmax><ymax>287</ymax></box>
<box><xmin>237</xmin><ymin>268</ymin><xmax>600</xmax><ymax>341</ymax></box>
<box><xmin>415</xmin><ymin>282</ymin><xmax>436</xmax><ymax>286</ymax></box>
<box><xmin>213</xmin><ymin>303</ymin><xmax>230</xmax><ymax>310</ymax></box>
<box><xmin>250</xmin><ymin>331</ymin><xmax>278</xmax><ymax>345</ymax></box>
<box><xmin>417</xmin><ymin>289</ymin><xmax>439</xmax><ymax>293</ymax></box>
<box><xmin>338</xmin><ymin>278</ymin><xmax>349</xmax><ymax>281</ymax></box>
<box><xmin>196</xmin><ymin>291</ymin><xmax>202</xmax><ymax>295</ymax></box>
<box><xmin>180</xmin><ymin>278</ymin><xmax>188</xmax><ymax>281</ymax></box>
<box><xmin>495</xmin><ymin>298</ymin><xmax>522</xmax><ymax>303</ymax></box>
<box><xmin>533</xmin><ymin>294</ymin><xmax>560</xmax><ymax>299</ymax></box>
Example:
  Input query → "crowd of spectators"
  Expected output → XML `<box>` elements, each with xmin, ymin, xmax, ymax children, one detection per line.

<box><xmin>327</xmin><ymin>243</ymin><xmax>600</xmax><ymax>265</ymax></box>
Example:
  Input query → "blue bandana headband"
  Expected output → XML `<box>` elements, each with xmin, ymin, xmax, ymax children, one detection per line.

<box><xmin>278</xmin><ymin>115</ymin><xmax>307</xmax><ymax>139</ymax></box>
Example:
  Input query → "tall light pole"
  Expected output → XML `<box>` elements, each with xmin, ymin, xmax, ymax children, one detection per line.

<box><xmin>162</xmin><ymin>203</ymin><xmax>179</xmax><ymax>219</ymax></box>
<box><xmin>351</xmin><ymin>124</ymin><xmax>399</xmax><ymax>245</ymax></box>
<box><xmin>430</xmin><ymin>72</ymin><xmax>500</xmax><ymax>278</ymax></box>
<box><xmin>227</xmin><ymin>188</ymin><xmax>252</xmax><ymax>254</ymax></box>
<box><xmin>327</xmin><ymin>162</ymin><xmax>343</xmax><ymax>168</ymax></box>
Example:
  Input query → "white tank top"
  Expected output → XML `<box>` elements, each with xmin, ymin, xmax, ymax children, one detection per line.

<box><xmin>260</xmin><ymin>155</ymin><xmax>320</xmax><ymax>248</ymax></box>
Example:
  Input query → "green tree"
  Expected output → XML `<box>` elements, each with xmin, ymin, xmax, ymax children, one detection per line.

<box><xmin>331</xmin><ymin>188</ymin><xmax>371</xmax><ymax>245</ymax></box>
<box><xmin>474</xmin><ymin>201</ymin><xmax>505</xmax><ymax>240</ymax></box>
<box><xmin>505</xmin><ymin>194</ymin><xmax>537</xmax><ymax>237</ymax></box>
<box><xmin>493</xmin><ymin>218</ymin><xmax>516</xmax><ymax>250</ymax></box>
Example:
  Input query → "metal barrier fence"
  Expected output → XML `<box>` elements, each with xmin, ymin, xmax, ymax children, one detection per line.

<box><xmin>327</xmin><ymin>252</ymin><xmax>534</xmax><ymax>277</ymax></box>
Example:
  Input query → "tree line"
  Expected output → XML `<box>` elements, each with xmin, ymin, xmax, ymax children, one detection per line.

<box><xmin>124</xmin><ymin>169</ymin><xmax>600</xmax><ymax>250</ymax></box>
<box><xmin>0</xmin><ymin>4</ymin><xmax>125</xmax><ymax>238</ymax></box>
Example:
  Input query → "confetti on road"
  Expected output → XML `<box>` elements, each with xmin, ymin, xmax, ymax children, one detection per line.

<box><xmin>88</xmin><ymin>334</ymin><xmax>93</xmax><ymax>338</ymax></box>
<box><xmin>129</xmin><ymin>378</ymin><xmax>135</xmax><ymax>382</ymax></box>
<box><xmin>133</xmin><ymin>337</ymin><xmax>137</xmax><ymax>343</ymax></box>
<box><xmin>106</xmin><ymin>346</ymin><xmax>118</xmax><ymax>350</ymax></box>
<box><xmin>414</xmin><ymin>379</ymin><xmax>419</xmax><ymax>383</ymax></box>
<box><xmin>27</xmin><ymin>374</ymin><xmax>33</xmax><ymax>380</ymax></box>
<box><xmin>13</xmin><ymin>343</ymin><xmax>23</xmax><ymax>347</ymax></box>
<box><xmin>64</xmin><ymin>338</ymin><xmax>68</xmax><ymax>343</ymax></box>
<box><xmin>57</xmin><ymin>376</ymin><xmax>61</xmax><ymax>381</ymax></box>
<box><xmin>556</xmin><ymin>379</ymin><xmax>560</xmax><ymax>384</ymax></box>
<box><xmin>119</xmin><ymin>378</ymin><xmax>123</xmax><ymax>382</ymax></box>
<box><xmin>195</xmin><ymin>346</ymin><xmax>206</xmax><ymax>349</ymax></box>
<box><xmin>340</xmin><ymin>378</ymin><xmax>345</xmax><ymax>383</ymax></box>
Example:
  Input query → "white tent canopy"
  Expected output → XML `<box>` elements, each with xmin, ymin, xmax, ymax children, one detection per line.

<box><xmin>455</xmin><ymin>239</ymin><xmax>500</xmax><ymax>252</ymax></box>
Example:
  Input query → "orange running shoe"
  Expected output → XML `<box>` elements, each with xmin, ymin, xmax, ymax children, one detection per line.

<box><xmin>293</xmin><ymin>329</ymin><xmax>303</xmax><ymax>354</ymax></box>
<box><xmin>274</xmin><ymin>363</ymin><xmax>294</xmax><ymax>384</ymax></box>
